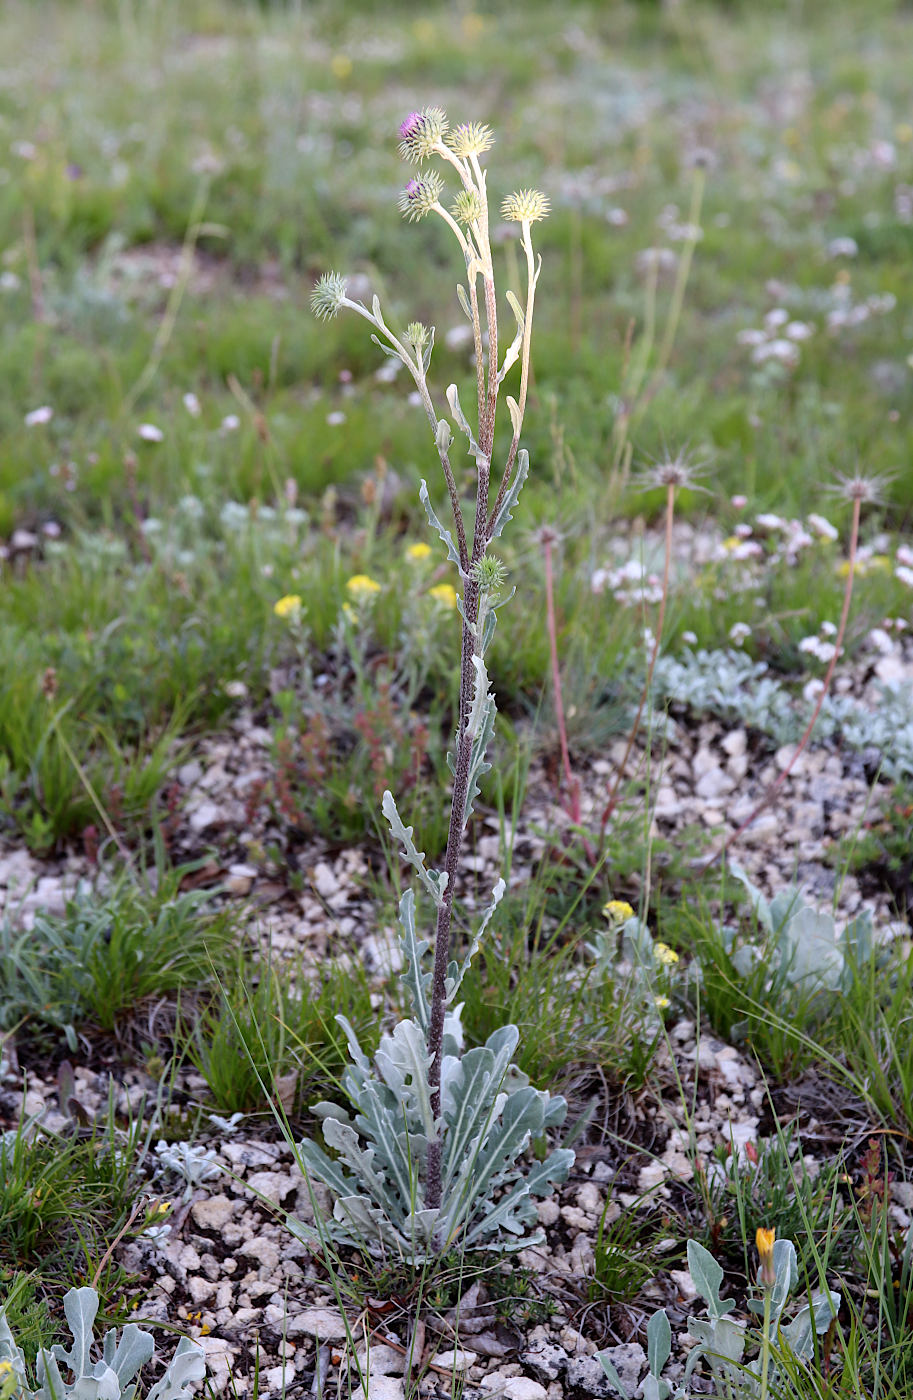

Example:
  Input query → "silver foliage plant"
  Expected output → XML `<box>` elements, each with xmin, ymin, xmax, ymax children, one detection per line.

<box><xmin>0</xmin><ymin>1286</ymin><xmax>205</xmax><ymax>1400</ymax></box>
<box><xmin>299</xmin><ymin>110</ymin><xmax>573</xmax><ymax>1260</ymax></box>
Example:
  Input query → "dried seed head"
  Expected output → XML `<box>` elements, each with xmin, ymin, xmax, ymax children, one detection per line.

<box><xmin>636</xmin><ymin>449</ymin><xmax>709</xmax><ymax>493</ymax></box>
<box><xmin>398</xmin><ymin>107</ymin><xmax>449</xmax><ymax>162</ymax></box>
<box><xmin>309</xmin><ymin>271</ymin><xmax>348</xmax><ymax>321</ymax></box>
<box><xmin>501</xmin><ymin>188</ymin><xmax>550</xmax><ymax>224</ymax></box>
<box><xmin>828</xmin><ymin>469</ymin><xmax>892</xmax><ymax>506</ymax></box>
<box><xmin>398</xmin><ymin>171</ymin><xmax>445</xmax><ymax>222</ymax></box>
<box><xmin>447</xmin><ymin>121</ymin><xmax>494</xmax><ymax>158</ymax></box>
<box><xmin>451</xmin><ymin>188</ymin><xmax>484</xmax><ymax>225</ymax></box>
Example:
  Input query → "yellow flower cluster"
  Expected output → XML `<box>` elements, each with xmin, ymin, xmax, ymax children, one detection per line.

<box><xmin>273</xmin><ymin>594</ymin><xmax>302</xmax><ymax>619</ymax></box>
<box><xmin>429</xmin><ymin>583</ymin><xmax>458</xmax><ymax>609</ymax></box>
<box><xmin>346</xmin><ymin>574</ymin><xmax>382</xmax><ymax>602</ymax></box>
<box><xmin>406</xmin><ymin>542</ymin><xmax>432</xmax><ymax>562</ymax></box>
<box><xmin>653</xmin><ymin>941</ymin><xmax>679</xmax><ymax>966</ymax></box>
<box><xmin>602</xmin><ymin>899</ymin><xmax>634</xmax><ymax>924</ymax></box>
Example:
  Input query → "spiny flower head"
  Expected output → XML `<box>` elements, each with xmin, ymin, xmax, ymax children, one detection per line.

<box><xmin>310</xmin><ymin>271</ymin><xmax>348</xmax><ymax>321</ymax></box>
<box><xmin>398</xmin><ymin>171</ymin><xmax>445</xmax><ymax>222</ymax></box>
<box><xmin>501</xmin><ymin>188</ymin><xmax>550</xmax><ymax>224</ymax></box>
<box><xmin>472</xmin><ymin>553</ymin><xmax>507</xmax><ymax>596</ymax></box>
<box><xmin>406</xmin><ymin>321</ymin><xmax>430</xmax><ymax>350</ymax></box>
<box><xmin>451</xmin><ymin>188</ymin><xmax>484</xmax><ymax>226</ymax></box>
<box><xmin>447</xmin><ymin>121</ymin><xmax>494</xmax><ymax>158</ymax></box>
<box><xmin>398</xmin><ymin>107</ymin><xmax>449</xmax><ymax>162</ymax></box>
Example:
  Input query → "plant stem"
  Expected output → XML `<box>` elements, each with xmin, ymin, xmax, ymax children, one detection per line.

<box><xmin>600</xmin><ymin>481</ymin><xmax>676</xmax><ymax>834</ymax></box>
<box><xmin>759</xmin><ymin>1286</ymin><xmax>772</xmax><ymax>1400</ymax></box>
<box><xmin>542</xmin><ymin>531</ymin><xmax>581</xmax><ymax>825</ymax></box>
<box><xmin>701</xmin><ymin>492</ymin><xmax>861</xmax><ymax>872</ymax></box>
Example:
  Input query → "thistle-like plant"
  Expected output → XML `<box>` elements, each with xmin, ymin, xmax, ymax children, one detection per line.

<box><xmin>300</xmin><ymin>111</ymin><xmax>572</xmax><ymax>1259</ymax></box>
<box><xmin>0</xmin><ymin>1287</ymin><xmax>205</xmax><ymax>1400</ymax></box>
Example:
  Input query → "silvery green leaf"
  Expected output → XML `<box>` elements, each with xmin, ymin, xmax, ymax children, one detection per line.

<box><xmin>687</xmin><ymin>1240</ymin><xmax>735</xmax><ymax>1318</ymax></box>
<box><xmin>780</xmin><ymin>907</ymin><xmax>844</xmax><ymax>990</ymax></box>
<box><xmin>769</xmin><ymin>1239</ymin><xmax>798</xmax><ymax>1327</ymax></box>
<box><xmin>463</xmin><ymin>693</ymin><xmax>496</xmax><ymax>823</ymax></box>
<box><xmin>297</xmin><ymin>1135</ymin><xmax>357</xmax><ymax>1203</ymax></box>
<box><xmin>108</xmin><ymin>1326</ymin><xmax>155</xmax><ymax>1387</ymax></box>
<box><xmin>371</xmin><ymin>294</ymin><xmax>382</xmax><ymax>323</ymax></box>
<box><xmin>780</xmin><ymin>1290</ymin><xmax>841</xmax><ymax>1361</ymax></box>
<box><xmin>421</xmin><ymin>325</ymin><xmax>435</xmax><ymax>374</ymax></box>
<box><xmin>640</xmin><ymin>1378</ymin><xmax>672</xmax><ymax>1400</ymax></box>
<box><xmin>596</xmin><ymin>1353</ymin><xmax>631</xmax><ymax>1399</ymax></box>
<box><xmin>456</xmin><ymin>283</ymin><xmax>472</xmax><ymax>320</ymax></box>
<box><xmin>374</xmin><ymin>1020</ymin><xmax>436</xmax><ymax>1139</ymax></box>
<box><xmin>505</xmin><ymin>394</ymin><xmax>522</xmax><ymax>436</ymax></box>
<box><xmin>441</xmin><ymin>1026</ymin><xmax>519</xmax><ymax>1194</ymax></box>
<box><xmin>419</xmin><ymin>480</ymin><xmax>462</xmax><ymax>570</ymax></box>
<box><xmin>36</xmin><ymin>1350</ymin><xmax>67</xmax><ymax>1400</ymax></box>
<box><xmin>647</xmin><ymin>1309</ymin><xmax>671</xmax><ymax>1377</ymax></box>
<box><xmin>334</xmin><ymin>1014</ymin><xmax>371</xmax><ymax>1073</ymax></box>
<box><xmin>145</xmin><ymin>1339</ymin><xmax>206</xmax><ymax>1400</ymax></box>
<box><xmin>445</xmin><ymin>878</ymin><xmax>505</xmax><ymax>1004</ymax></box>
<box><xmin>333</xmin><ymin>1193</ymin><xmax>404</xmax><ymax>1251</ymax></box>
<box><xmin>369</xmin><ymin>333</ymin><xmax>404</xmax><ymax>360</ymax></box>
<box><xmin>53</xmin><ymin>1288</ymin><xmax>98</xmax><ymax>1377</ymax></box>
<box><xmin>322</xmin><ymin>1118</ymin><xmax>399</xmax><ymax>1210</ymax></box>
<box><xmin>382</xmin><ymin>790</ymin><xmax>448</xmax><ymax>907</ymax></box>
<box><xmin>310</xmin><ymin>1100</ymin><xmax>354</xmax><ymax>1126</ymax></box>
<box><xmin>435</xmin><ymin>419</ymin><xmax>454</xmax><ymax>455</ymax></box>
<box><xmin>489</xmin><ymin>449</ymin><xmax>529</xmax><ymax>541</ymax></box>
<box><xmin>446</xmin><ymin>383</ymin><xmax>481</xmax><ymax>457</ymax></box>
<box><xmin>395</xmin><ymin>889</ymin><xmax>432</xmax><ymax>1032</ymax></box>
<box><xmin>728</xmin><ymin>863</ymin><xmax>775</xmax><ymax>934</ymax></box>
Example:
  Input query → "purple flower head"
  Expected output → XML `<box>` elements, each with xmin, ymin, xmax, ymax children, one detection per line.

<box><xmin>399</xmin><ymin>112</ymin><xmax>423</xmax><ymax>141</ymax></box>
<box><xmin>397</xmin><ymin>169</ymin><xmax>445</xmax><ymax>221</ymax></box>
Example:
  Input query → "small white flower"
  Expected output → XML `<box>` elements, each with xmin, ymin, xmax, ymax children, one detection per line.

<box><xmin>326</xmin><ymin>411</ymin><xmax>346</xmax><ymax>426</ymax></box>
<box><xmin>785</xmin><ymin>320</ymin><xmax>814</xmax><ymax>341</ymax></box>
<box><xmin>799</xmin><ymin>636</ymin><xmax>837</xmax><ymax>662</ymax></box>
<box><xmin>729</xmin><ymin>622</ymin><xmax>751</xmax><ymax>646</ymax></box>
<box><xmin>896</xmin><ymin>565</ymin><xmax>913</xmax><ymax>587</ymax></box>
<box><xmin>220</xmin><ymin>413</ymin><xmax>240</xmax><ymax>432</ymax></box>
<box><xmin>868</xmin><ymin>627</ymin><xmax>894</xmax><ymax>655</ymax></box>
<box><xmin>827</xmin><ymin>236</ymin><xmax>858</xmax><ymax>258</ymax></box>
<box><xmin>737</xmin><ymin>328</ymin><xmax>767</xmax><ymax>347</ymax></box>
<box><xmin>0</xmin><ymin>271</ymin><xmax>21</xmax><ymax>292</ymax></box>
<box><xmin>25</xmin><ymin>405</ymin><xmax>53</xmax><ymax>426</ymax></box>
<box><xmin>763</xmin><ymin>308</ymin><xmax>789</xmax><ymax>330</ymax></box>
<box><xmin>138</xmin><ymin>423</ymin><xmax>164</xmax><ymax>442</ymax></box>
<box><xmin>183</xmin><ymin>392</ymin><xmax>202</xmax><ymax>417</ymax></box>
<box><xmin>756</xmin><ymin>513</ymin><xmax>787</xmax><ymax>531</ymax></box>
<box><xmin>808</xmin><ymin>512</ymin><xmax>838</xmax><ymax>541</ymax></box>
<box><xmin>682</xmin><ymin>630</ymin><xmax>698</xmax><ymax>645</ymax></box>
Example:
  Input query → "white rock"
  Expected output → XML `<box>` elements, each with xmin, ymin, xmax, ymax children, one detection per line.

<box><xmin>189</xmin><ymin>801</ymin><xmax>223</xmax><ymax>833</ymax></box>
<box><xmin>670</xmin><ymin>1267</ymin><xmax>698</xmax><ymax>1301</ymax></box>
<box><xmin>191</xmin><ymin>1195</ymin><xmax>235</xmax><ymax>1230</ymax></box>
<box><xmin>286</xmin><ymin>1307</ymin><xmax>347</xmax><ymax>1340</ymax></box>
<box><xmin>246</xmin><ymin>1170</ymin><xmax>300</xmax><ymax>1206</ymax></box>
<box><xmin>357</xmin><ymin>1378</ymin><xmax>404</xmax><ymax>1400</ymax></box>
<box><xmin>187</xmin><ymin>1276</ymin><xmax>215</xmax><ymax>1305</ymax></box>
<box><xmin>266</xmin><ymin>1363</ymin><xmax>295</xmax><ymax>1391</ymax></box>
<box><xmin>593</xmin><ymin>1343</ymin><xmax>645</xmax><ymax>1396</ymax></box>
<box><xmin>722</xmin><ymin>728</ymin><xmax>747</xmax><ymax>758</ymax></box>
<box><xmin>480</xmin><ymin>1376</ymin><xmax>547</xmax><ymax>1400</ymax></box>
<box><xmin>429</xmin><ymin>1350</ymin><xmax>477</xmax><ymax>1372</ymax></box>
<box><xmin>239</xmin><ymin>1236</ymin><xmax>280</xmax><ymax>1273</ymax></box>
<box><xmin>354</xmin><ymin>1345</ymin><xmax>405</xmax><ymax>1377</ymax></box>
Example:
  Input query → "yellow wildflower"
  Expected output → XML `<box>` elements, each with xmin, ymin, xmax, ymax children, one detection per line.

<box><xmin>429</xmin><ymin>583</ymin><xmax>458</xmax><ymax>609</ymax></box>
<box><xmin>654</xmin><ymin>942</ymin><xmax>679</xmax><ymax>966</ymax></box>
<box><xmin>602</xmin><ymin>899</ymin><xmax>634</xmax><ymax>924</ymax></box>
<box><xmin>406</xmin><ymin>542</ymin><xmax>432</xmax><ymax>562</ymax></box>
<box><xmin>722</xmin><ymin>535</ymin><xmax>741</xmax><ymax>551</ymax></box>
<box><xmin>654</xmin><ymin>995</ymin><xmax>671</xmax><ymax>1010</ymax></box>
<box><xmin>273</xmin><ymin>594</ymin><xmax>302</xmax><ymax>619</ymax></box>
<box><xmin>346</xmin><ymin>574</ymin><xmax>382</xmax><ymax>603</ymax></box>
<box><xmin>756</xmin><ymin>1227</ymin><xmax>776</xmax><ymax>1287</ymax></box>
<box><xmin>342</xmin><ymin>603</ymin><xmax>359</xmax><ymax>626</ymax></box>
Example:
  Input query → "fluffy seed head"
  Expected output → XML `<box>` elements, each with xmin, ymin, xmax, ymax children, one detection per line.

<box><xmin>501</xmin><ymin>188</ymin><xmax>550</xmax><ymax>224</ymax></box>
<box><xmin>828</xmin><ymin>469</ymin><xmax>892</xmax><ymax>506</ymax></box>
<box><xmin>448</xmin><ymin>121</ymin><xmax>494</xmax><ymax>158</ymax></box>
<box><xmin>398</xmin><ymin>171</ymin><xmax>445</xmax><ymax>221</ymax></box>
<box><xmin>398</xmin><ymin>107</ymin><xmax>449</xmax><ymax>162</ymax></box>
<box><xmin>451</xmin><ymin>188</ymin><xmax>484</xmax><ymax>225</ymax></box>
<box><xmin>636</xmin><ymin>448</ymin><xmax>709</xmax><ymax>494</ymax></box>
<box><xmin>309</xmin><ymin>272</ymin><xmax>348</xmax><ymax>321</ymax></box>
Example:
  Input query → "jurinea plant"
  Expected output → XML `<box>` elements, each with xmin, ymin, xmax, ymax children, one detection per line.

<box><xmin>301</xmin><ymin>109</ymin><xmax>572</xmax><ymax>1260</ymax></box>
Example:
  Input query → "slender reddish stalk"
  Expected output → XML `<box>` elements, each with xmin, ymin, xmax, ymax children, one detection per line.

<box><xmin>701</xmin><ymin>493</ymin><xmax>862</xmax><ymax>873</ymax></box>
<box><xmin>542</xmin><ymin>530</ymin><xmax>581</xmax><ymax>825</ymax></box>
<box><xmin>600</xmin><ymin>481</ymin><xmax>675</xmax><ymax>834</ymax></box>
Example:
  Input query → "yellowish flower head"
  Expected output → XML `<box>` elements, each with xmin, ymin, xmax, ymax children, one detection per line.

<box><xmin>756</xmin><ymin>1226</ymin><xmax>776</xmax><ymax>1286</ymax></box>
<box><xmin>346</xmin><ymin>574</ymin><xmax>382</xmax><ymax>603</ymax></box>
<box><xmin>406</xmin><ymin>542</ymin><xmax>432</xmax><ymax>563</ymax></box>
<box><xmin>273</xmin><ymin>594</ymin><xmax>302</xmax><ymax>619</ymax></box>
<box><xmin>342</xmin><ymin>602</ymin><xmax>359</xmax><ymax>626</ymax></box>
<box><xmin>501</xmin><ymin>189</ymin><xmax>550</xmax><ymax>224</ymax></box>
<box><xmin>654</xmin><ymin>941</ymin><xmax>680</xmax><ymax>966</ymax></box>
<box><xmin>654</xmin><ymin>995</ymin><xmax>671</xmax><ymax>1010</ymax></box>
<box><xmin>603</xmin><ymin>899</ymin><xmax>634</xmax><ymax>925</ymax></box>
<box><xmin>429</xmin><ymin>583</ymin><xmax>458</xmax><ymax>609</ymax></box>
